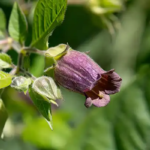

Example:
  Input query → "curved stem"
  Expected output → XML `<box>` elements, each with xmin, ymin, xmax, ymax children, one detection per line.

<box><xmin>23</xmin><ymin>47</ymin><xmax>46</xmax><ymax>55</ymax></box>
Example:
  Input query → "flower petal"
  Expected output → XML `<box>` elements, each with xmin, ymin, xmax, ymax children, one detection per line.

<box><xmin>99</xmin><ymin>69</ymin><xmax>122</xmax><ymax>95</ymax></box>
<box><xmin>84</xmin><ymin>97</ymin><xmax>93</xmax><ymax>108</ymax></box>
<box><xmin>92</xmin><ymin>94</ymin><xmax>110</xmax><ymax>107</ymax></box>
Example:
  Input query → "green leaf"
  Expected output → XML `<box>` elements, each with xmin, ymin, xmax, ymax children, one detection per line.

<box><xmin>0</xmin><ymin>71</ymin><xmax>12</xmax><ymax>89</ymax></box>
<box><xmin>31</xmin><ymin>0</ymin><xmax>67</xmax><ymax>49</ymax></box>
<box><xmin>0</xmin><ymin>53</ymin><xmax>12</xmax><ymax>69</ymax></box>
<box><xmin>0</xmin><ymin>9</ymin><xmax>6</xmax><ymax>32</ymax></box>
<box><xmin>8</xmin><ymin>2</ymin><xmax>27</xmax><ymax>44</ymax></box>
<box><xmin>32</xmin><ymin>76</ymin><xmax>62</xmax><ymax>103</ymax></box>
<box><xmin>29</xmin><ymin>85</ymin><xmax>53</xmax><ymax>130</ymax></box>
<box><xmin>11</xmin><ymin>76</ymin><xmax>32</xmax><ymax>94</ymax></box>
<box><xmin>0</xmin><ymin>99</ymin><xmax>8</xmax><ymax>136</ymax></box>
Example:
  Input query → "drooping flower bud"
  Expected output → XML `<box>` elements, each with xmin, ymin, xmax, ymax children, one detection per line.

<box><xmin>53</xmin><ymin>45</ymin><xmax>122</xmax><ymax>108</ymax></box>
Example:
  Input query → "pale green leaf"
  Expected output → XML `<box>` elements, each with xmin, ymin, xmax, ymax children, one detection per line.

<box><xmin>45</xmin><ymin>44</ymin><xmax>70</xmax><ymax>60</ymax></box>
<box><xmin>0</xmin><ymin>9</ymin><xmax>6</xmax><ymax>32</ymax></box>
<box><xmin>8</xmin><ymin>2</ymin><xmax>27</xmax><ymax>44</ymax></box>
<box><xmin>29</xmin><ymin>86</ymin><xmax>53</xmax><ymax>129</ymax></box>
<box><xmin>11</xmin><ymin>76</ymin><xmax>32</xmax><ymax>94</ymax></box>
<box><xmin>32</xmin><ymin>76</ymin><xmax>62</xmax><ymax>102</ymax></box>
<box><xmin>0</xmin><ymin>71</ymin><xmax>12</xmax><ymax>89</ymax></box>
<box><xmin>0</xmin><ymin>53</ymin><xmax>12</xmax><ymax>69</ymax></box>
<box><xmin>31</xmin><ymin>0</ymin><xmax>67</xmax><ymax>49</ymax></box>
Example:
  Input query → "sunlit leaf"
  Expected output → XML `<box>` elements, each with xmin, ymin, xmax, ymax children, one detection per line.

<box><xmin>0</xmin><ymin>71</ymin><xmax>12</xmax><ymax>89</ymax></box>
<box><xmin>31</xmin><ymin>0</ymin><xmax>67</xmax><ymax>49</ymax></box>
<box><xmin>45</xmin><ymin>44</ymin><xmax>69</xmax><ymax>60</ymax></box>
<box><xmin>0</xmin><ymin>53</ymin><xmax>12</xmax><ymax>69</ymax></box>
<box><xmin>11</xmin><ymin>76</ymin><xmax>32</xmax><ymax>94</ymax></box>
<box><xmin>8</xmin><ymin>2</ymin><xmax>27</xmax><ymax>44</ymax></box>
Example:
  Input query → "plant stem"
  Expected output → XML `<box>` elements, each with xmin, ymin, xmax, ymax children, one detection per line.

<box><xmin>14</xmin><ymin>47</ymin><xmax>45</xmax><ymax>77</ymax></box>
<box><xmin>23</xmin><ymin>47</ymin><xmax>46</xmax><ymax>55</ymax></box>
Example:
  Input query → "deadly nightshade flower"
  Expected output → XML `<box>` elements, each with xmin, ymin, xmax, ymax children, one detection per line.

<box><xmin>54</xmin><ymin>47</ymin><xmax>122</xmax><ymax>108</ymax></box>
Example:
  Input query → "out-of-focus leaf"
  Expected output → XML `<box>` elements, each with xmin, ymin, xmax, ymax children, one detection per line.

<box><xmin>32</xmin><ymin>76</ymin><xmax>62</xmax><ymax>103</ymax></box>
<box><xmin>62</xmin><ymin>81</ymin><xmax>150</xmax><ymax>150</ymax></box>
<box><xmin>0</xmin><ymin>9</ymin><xmax>6</xmax><ymax>32</ymax></box>
<box><xmin>2</xmin><ymin>87</ymin><xmax>36</xmax><ymax>115</ymax></box>
<box><xmin>0</xmin><ymin>71</ymin><xmax>12</xmax><ymax>89</ymax></box>
<box><xmin>0</xmin><ymin>30</ymin><xmax>5</xmax><ymax>39</ymax></box>
<box><xmin>29</xmin><ymin>86</ymin><xmax>53</xmax><ymax>129</ymax></box>
<box><xmin>111</xmin><ymin>3</ymin><xmax>145</xmax><ymax>86</ymax></box>
<box><xmin>0</xmin><ymin>53</ymin><xmax>12</xmax><ymax>69</ymax></box>
<box><xmin>88</xmin><ymin>0</ymin><xmax>123</xmax><ymax>14</ymax></box>
<box><xmin>22</xmin><ymin>112</ymin><xmax>72</xmax><ymax>149</ymax></box>
<box><xmin>100</xmin><ymin>0</ymin><xmax>123</xmax><ymax>11</ymax></box>
<box><xmin>31</xmin><ymin>0</ymin><xmax>67</xmax><ymax>49</ymax></box>
<box><xmin>29</xmin><ymin>55</ymin><xmax>44</xmax><ymax>77</ymax></box>
<box><xmin>0</xmin><ymin>138</ymin><xmax>36</xmax><ymax>150</ymax></box>
<box><xmin>8</xmin><ymin>2</ymin><xmax>27</xmax><ymax>44</ymax></box>
<box><xmin>11</xmin><ymin>76</ymin><xmax>32</xmax><ymax>94</ymax></box>
<box><xmin>0</xmin><ymin>99</ymin><xmax>8</xmax><ymax>136</ymax></box>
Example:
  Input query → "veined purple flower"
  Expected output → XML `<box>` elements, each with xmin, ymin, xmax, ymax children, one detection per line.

<box><xmin>54</xmin><ymin>49</ymin><xmax>122</xmax><ymax>108</ymax></box>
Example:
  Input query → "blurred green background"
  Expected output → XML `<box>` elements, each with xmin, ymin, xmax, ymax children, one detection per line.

<box><xmin>1</xmin><ymin>0</ymin><xmax>150</xmax><ymax>149</ymax></box>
